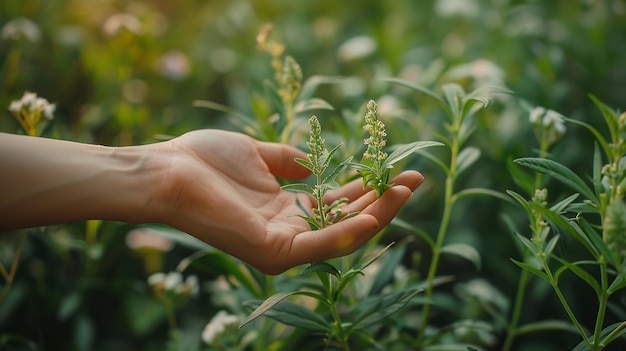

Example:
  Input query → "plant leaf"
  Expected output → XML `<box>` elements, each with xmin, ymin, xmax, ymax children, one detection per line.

<box><xmin>240</xmin><ymin>291</ymin><xmax>304</xmax><ymax>328</ymax></box>
<box><xmin>572</xmin><ymin>321</ymin><xmax>626</xmax><ymax>351</ymax></box>
<box><xmin>514</xmin><ymin>157</ymin><xmax>598</xmax><ymax>205</ymax></box>
<box><xmin>348</xmin><ymin>288</ymin><xmax>422</xmax><ymax>331</ymax></box>
<box><xmin>455</xmin><ymin>146</ymin><xmax>481</xmax><ymax>176</ymax></box>
<box><xmin>516</xmin><ymin>319</ymin><xmax>580</xmax><ymax>336</ymax></box>
<box><xmin>281</xmin><ymin>183</ymin><xmax>315</xmax><ymax>195</ymax></box>
<box><xmin>299</xmin><ymin>75</ymin><xmax>345</xmax><ymax>100</ymax></box>
<box><xmin>529</xmin><ymin>203</ymin><xmax>600</xmax><ymax>259</ymax></box>
<box><xmin>380</xmin><ymin>77</ymin><xmax>453</xmax><ymax>117</ymax></box>
<box><xmin>511</xmin><ymin>258</ymin><xmax>548</xmax><ymax>281</ymax></box>
<box><xmin>367</xmin><ymin>242</ymin><xmax>407</xmax><ymax>295</ymax></box>
<box><xmin>454</xmin><ymin>188</ymin><xmax>517</xmax><ymax>205</ymax></box>
<box><xmin>382</xmin><ymin>140</ymin><xmax>444</xmax><ymax>169</ymax></box>
<box><xmin>553</xmin><ymin>258</ymin><xmax>601</xmax><ymax>296</ymax></box>
<box><xmin>441</xmin><ymin>243</ymin><xmax>481</xmax><ymax>270</ymax></box>
<box><xmin>295</xmin><ymin>98</ymin><xmax>334</xmax><ymax>115</ymax></box>
<box><xmin>255</xmin><ymin>299</ymin><xmax>331</xmax><ymax>332</ymax></box>
<box><xmin>300</xmin><ymin>261</ymin><xmax>340</xmax><ymax>277</ymax></box>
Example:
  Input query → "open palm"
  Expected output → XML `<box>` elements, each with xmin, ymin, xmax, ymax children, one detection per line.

<box><xmin>157</xmin><ymin>130</ymin><xmax>423</xmax><ymax>274</ymax></box>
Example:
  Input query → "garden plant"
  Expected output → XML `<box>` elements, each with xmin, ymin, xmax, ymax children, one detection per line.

<box><xmin>1</xmin><ymin>1</ymin><xmax>626</xmax><ymax>350</ymax></box>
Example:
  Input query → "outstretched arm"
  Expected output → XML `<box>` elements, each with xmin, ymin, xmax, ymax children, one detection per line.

<box><xmin>0</xmin><ymin>131</ymin><xmax>424</xmax><ymax>274</ymax></box>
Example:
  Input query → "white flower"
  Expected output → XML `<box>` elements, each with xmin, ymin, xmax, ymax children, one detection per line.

<box><xmin>529</xmin><ymin>107</ymin><xmax>546</xmax><ymax>125</ymax></box>
<box><xmin>156</xmin><ymin>50</ymin><xmax>191</xmax><ymax>80</ymax></box>
<box><xmin>102</xmin><ymin>13</ymin><xmax>142</xmax><ymax>37</ymax></box>
<box><xmin>202</xmin><ymin>311</ymin><xmax>239</xmax><ymax>344</ymax></box>
<box><xmin>529</xmin><ymin>106</ymin><xmax>566</xmax><ymax>142</ymax></box>
<box><xmin>338</xmin><ymin>36</ymin><xmax>377</xmax><ymax>62</ymax></box>
<box><xmin>163</xmin><ymin>271</ymin><xmax>183</xmax><ymax>290</ymax></box>
<box><xmin>147</xmin><ymin>272</ymin><xmax>165</xmax><ymax>286</ymax></box>
<box><xmin>435</xmin><ymin>0</ymin><xmax>479</xmax><ymax>18</ymax></box>
<box><xmin>1</xmin><ymin>17</ymin><xmax>41</xmax><ymax>42</ymax></box>
<box><xmin>185</xmin><ymin>275</ymin><xmax>199</xmax><ymax>297</ymax></box>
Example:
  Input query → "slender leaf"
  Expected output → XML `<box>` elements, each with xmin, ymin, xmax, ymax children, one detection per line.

<box><xmin>553</xmin><ymin>258</ymin><xmax>601</xmax><ymax>296</ymax></box>
<box><xmin>300</xmin><ymin>261</ymin><xmax>340</xmax><ymax>277</ymax></box>
<box><xmin>506</xmin><ymin>190</ymin><xmax>534</xmax><ymax>218</ymax></box>
<box><xmin>514</xmin><ymin>158</ymin><xmax>598</xmax><ymax>204</ymax></box>
<box><xmin>577</xmin><ymin>216</ymin><xmax>616</xmax><ymax>267</ymax></box>
<box><xmin>529</xmin><ymin>203</ymin><xmax>600</xmax><ymax>259</ymax></box>
<box><xmin>380</xmin><ymin>77</ymin><xmax>453</xmax><ymax>116</ymax></box>
<box><xmin>368</xmin><ymin>242</ymin><xmax>407</xmax><ymax>295</ymax></box>
<box><xmin>560</xmin><ymin>114</ymin><xmax>611</xmax><ymax>163</ymax></box>
<box><xmin>414</xmin><ymin>149</ymin><xmax>450</xmax><ymax>174</ymax></box>
<box><xmin>572</xmin><ymin>321</ymin><xmax>626</xmax><ymax>351</ymax></box>
<box><xmin>390</xmin><ymin>217</ymin><xmax>435</xmax><ymax>248</ymax></box>
<box><xmin>258</xmin><ymin>299</ymin><xmax>330</xmax><ymax>332</ymax></box>
<box><xmin>608</xmin><ymin>275</ymin><xmax>626</xmax><ymax>294</ymax></box>
<box><xmin>441</xmin><ymin>243</ymin><xmax>481</xmax><ymax>270</ymax></box>
<box><xmin>455</xmin><ymin>147</ymin><xmax>480</xmax><ymax>176</ymax></box>
<box><xmin>511</xmin><ymin>258</ymin><xmax>548</xmax><ymax>281</ymax></box>
<box><xmin>550</xmin><ymin>194</ymin><xmax>580</xmax><ymax>214</ymax></box>
<box><xmin>281</xmin><ymin>183</ymin><xmax>315</xmax><ymax>194</ymax></box>
<box><xmin>322</xmin><ymin>156</ymin><xmax>353</xmax><ymax>185</ymax></box>
<box><xmin>294</xmin><ymin>98</ymin><xmax>334</xmax><ymax>115</ymax></box>
<box><xmin>516</xmin><ymin>319</ymin><xmax>580</xmax><ymax>336</ymax></box>
<box><xmin>240</xmin><ymin>291</ymin><xmax>309</xmax><ymax>328</ymax></box>
<box><xmin>543</xmin><ymin>235</ymin><xmax>560</xmax><ymax>257</ymax></box>
<box><xmin>589</xmin><ymin>94</ymin><xmax>619</xmax><ymax>146</ymax></box>
<box><xmin>348</xmin><ymin>288</ymin><xmax>422</xmax><ymax>331</ymax></box>
<box><xmin>382</xmin><ymin>140</ymin><xmax>444</xmax><ymax>169</ymax></box>
<box><xmin>514</xmin><ymin>233</ymin><xmax>538</xmax><ymax>256</ymax></box>
<box><xmin>454</xmin><ymin>188</ymin><xmax>517</xmax><ymax>205</ymax></box>
<box><xmin>299</xmin><ymin>75</ymin><xmax>346</xmax><ymax>100</ymax></box>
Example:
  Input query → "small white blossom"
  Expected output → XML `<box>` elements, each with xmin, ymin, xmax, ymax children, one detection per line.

<box><xmin>185</xmin><ymin>275</ymin><xmax>199</xmax><ymax>297</ymax></box>
<box><xmin>338</xmin><ymin>36</ymin><xmax>377</xmax><ymax>62</ymax></box>
<box><xmin>202</xmin><ymin>311</ymin><xmax>239</xmax><ymax>344</ymax></box>
<box><xmin>147</xmin><ymin>272</ymin><xmax>166</xmax><ymax>286</ymax></box>
<box><xmin>163</xmin><ymin>271</ymin><xmax>183</xmax><ymax>290</ymax></box>
<box><xmin>1</xmin><ymin>17</ymin><xmax>41</xmax><ymax>42</ymax></box>
<box><xmin>102</xmin><ymin>13</ymin><xmax>142</xmax><ymax>37</ymax></box>
<box><xmin>529</xmin><ymin>107</ymin><xmax>546</xmax><ymax>125</ymax></box>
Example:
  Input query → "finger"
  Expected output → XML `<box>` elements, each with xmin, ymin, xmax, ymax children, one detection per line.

<box><xmin>389</xmin><ymin>170</ymin><xmax>424</xmax><ymax>192</ymax></box>
<box><xmin>360</xmin><ymin>185</ymin><xmax>413</xmax><ymax>227</ymax></box>
<box><xmin>323</xmin><ymin>176</ymin><xmax>368</xmax><ymax>204</ymax></box>
<box><xmin>324</xmin><ymin>170</ymin><xmax>424</xmax><ymax>204</ymax></box>
<box><xmin>256</xmin><ymin>141</ymin><xmax>311</xmax><ymax>179</ymax></box>
<box><xmin>288</xmin><ymin>213</ymin><xmax>380</xmax><ymax>265</ymax></box>
<box><xmin>287</xmin><ymin>185</ymin><xmax>413</xmax><ymax>266</ymax></box>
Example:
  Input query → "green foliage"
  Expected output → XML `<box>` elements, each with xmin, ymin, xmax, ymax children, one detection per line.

<box><xmin>3</xmin><ymin>1</ymin><xmax>626</xmax><ymax>350</ymax></box>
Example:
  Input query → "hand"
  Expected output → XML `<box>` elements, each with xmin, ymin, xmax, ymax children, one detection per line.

<box><xmin>152</xmin><ymin>130</ymin><xmax>424</xmax><ymax>274</ymax></box>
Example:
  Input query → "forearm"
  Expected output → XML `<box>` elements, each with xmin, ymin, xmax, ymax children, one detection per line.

<box><xmin>0</xmin><ymin>133</ymin><xmax>161</xmax><ymax>230</ymax></box>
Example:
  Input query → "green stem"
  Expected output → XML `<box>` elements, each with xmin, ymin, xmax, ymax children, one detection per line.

<box><xmin>592</xmin><ymin>260</ymin><xmax>609</xmax><ymax>350</ymax></box>
<box><xmin>161</xmin><ymin>296</ymin><xmax>179</xmax><ymax>351</ymax></box>
<box><xmin>0</xmin><ymin>231</ymin><xmax>27</xmax><ymax>305</ymax></box>
<box><xmin>416</xmin><ymin>123</ymin><xmax>460</xmax><ymax>346</ymax></box>
<box><xmin>544</xmin><ymin>264</ymin><xmax>591</xmax><ymax>348</ymax></box>
<box><xmin>600</xmin><ymin>321</ymin><xmax>626</xmax><ymax>347</ymax></box>
<box><xmin>329</xmin><ymin>298</ymin><xmax>350</xmax><ymax>351</ymax></box>
<box><xmin>502</xmin><ymin>269</ymin><xmax>530</xmax><ymax>351</ymax></box>
<box><xmin>280</xmin><ymin>101</ymin><xmax>295</xmax><ymax>144</ymax></box>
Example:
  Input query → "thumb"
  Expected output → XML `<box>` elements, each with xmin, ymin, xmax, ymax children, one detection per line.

<box><xmin>256</xmin><ymin>141</ymin><xmax>311</xmax><ymax>179</ymax></box>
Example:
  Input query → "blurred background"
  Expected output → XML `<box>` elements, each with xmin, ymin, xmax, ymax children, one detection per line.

<box><xmin>1</xmin><ymin>0</ymin><xmax>626</xmax><ymax>350</ymax></box>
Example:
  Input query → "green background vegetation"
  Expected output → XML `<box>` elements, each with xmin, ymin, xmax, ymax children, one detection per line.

<box><xmin>1</xmin><ymin>0</ymin><xmax>626</xmax><ymax>350</ymax></box>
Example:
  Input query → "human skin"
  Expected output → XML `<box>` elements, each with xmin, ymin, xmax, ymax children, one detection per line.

<box><xmin>0</xmin><ymin>130</ymin><xmax>424</xmax><ymax>274</ymax></box>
